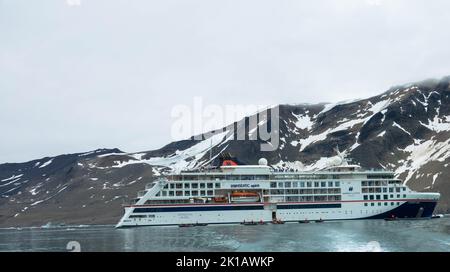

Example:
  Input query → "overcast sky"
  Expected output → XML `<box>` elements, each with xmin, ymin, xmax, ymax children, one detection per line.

<box><xmin>1</xmin><ymin>0</ymin><xmax>450</xmax><ymax>163</ymax></box>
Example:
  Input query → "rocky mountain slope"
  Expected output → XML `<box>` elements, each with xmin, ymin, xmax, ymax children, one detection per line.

<box><xmin>1</xmin><ymin>76</ymin><xmax>449</xmax><ymax>227</ymax></box>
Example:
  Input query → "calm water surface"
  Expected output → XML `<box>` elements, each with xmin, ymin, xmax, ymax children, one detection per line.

<box><xmin>1</xmin><ymin>218</ymin><xmax>449</xmax><ymax>252</ymax></box>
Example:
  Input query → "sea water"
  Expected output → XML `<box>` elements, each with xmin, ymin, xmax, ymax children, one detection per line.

<box><xmin>0</xmin><ymin>217</ymin><xmax>449</xmax><ymax>252</ymax></box>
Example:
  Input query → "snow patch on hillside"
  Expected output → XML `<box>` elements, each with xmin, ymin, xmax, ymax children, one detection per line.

<box><xmin>39</xmin><ymin>159</ymin><xmax>53</xmax><ymax>168</ymax></box>
<box><xmin>296</xmin><ymin>118</ymin><xmax>364</xmax><ymax>152</ymax></box>
<box><xmin>97</xmin><ymin>152</ymin><xmax>125</xmax><ymax>158</ymax></box>
<box><xmin>297</xmin><ymin>129</ymin><xmax>330</xmax><ymax>151</ymax></box>
<box><xmin>28</xmin><ymin>183</ymin><xmax>44</xmax><ymax>196</ymax></box>
<box><xmin>420</xmin><ymin>114</ymin><xmax>450</xmax><ymax>132</ymax></box>
<box><xmin>294</xmin><ymin>99</ymin><xmax>393</xmax><ymax>152</ymax></box>
<box><xmin>432</xmin><ymin>173</ymin><xmax>440</xmax><ymax>186</ymax></box>
<box><xmin>108</xmin><ymin>130</ymin><xmax>230</xmax><ymax>173</ymax></box>
<box><xmin>273</xmin><ymin>160</ymin><xmax>305</xmax><ymax>171</ymax></box>
<box><xmin>275</xmin><ymin>156</ymin><xmax>346</xmax><ymax>172</ymax></box>
<box><xmin>152</xmin><ymin>168</ymin><xmax>161</xmax><ymax>176</ymax></box>
<box><xmin>395</xmin><ymin>137</ymin><xmax>450</xmax><ymax>183</ymax></box>
<box><xmin>0</xmin><ymin>177</ymin><xmax>23</xmax><ymax>188</ymax></box>
<box><xmin>393</xmin><ymin>122</ymin><xmax>411</xmax><ymax>136</ymax></box>
<box><xmin>292</xmin><ymin>112</ymin><xmax>314</xmax><ymax>131</ymax></box>
<box><xmin>1</xmin><ymin>174</ymin><xmax>23</xmax><ymax>182</ymax></box>
<box><xmin>248</xmin><ymin>118</ymin><xmax>267</xmax><ymax>137</ymax></box>
<box><xmin>368</xmin><ymin>99</ymin><xmax>391</xmax><ymax>114</ymax></box>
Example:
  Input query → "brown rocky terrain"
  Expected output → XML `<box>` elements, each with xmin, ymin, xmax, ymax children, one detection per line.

<box><xmin>1</xmin><ymin>76</ymin><xmax>449</xmax><ymax>227</ymax></box>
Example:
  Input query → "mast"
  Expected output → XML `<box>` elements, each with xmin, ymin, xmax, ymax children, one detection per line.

<box><xmin>209</xmin><ymin>138</ymin><xmax>212</xmax><ymax>167</ymax></box>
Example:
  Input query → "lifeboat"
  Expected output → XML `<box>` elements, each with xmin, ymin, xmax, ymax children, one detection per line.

<box><xmin>230</xmin><ymin>192</ymin><xmax>260</xmax><ymax>203</ymax></box>
<box><xmin>213</xmin><ymin>196</ymin><xmax>228</xmax><ymax>203</ymax></box>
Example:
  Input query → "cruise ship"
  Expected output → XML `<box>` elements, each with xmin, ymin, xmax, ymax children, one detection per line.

<box><xmin>116</xmin><ymin>154</ymin><xmax>440</xmax><ymax>227</ymax></box>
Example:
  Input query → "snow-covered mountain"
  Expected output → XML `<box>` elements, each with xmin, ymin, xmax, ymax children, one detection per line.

<box><xmin>1</xmin><ymin>76</ymin><xmax>449</xmax><ymax>227</ymax></box>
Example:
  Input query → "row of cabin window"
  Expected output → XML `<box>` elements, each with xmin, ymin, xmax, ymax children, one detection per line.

<box><xmin>363</xmin><ymin>194</ymin><xmax>406</xmax><ymax>200</ymax></box>
<box><xmin>174</xmin><ymin>175</ymin><xmax>270</xmax><ymax>181</ymax></box>
<box><xmin>177</xmin><ymin>174</ymin><xmax>342</xmax><ymax>181</ymax></box>
<box><xmin>283</xmin><ymin>195</ymin><xmax>342</xmax><ymax>202</ymax></box>
<box><xmin>145</xmin><ymin>199</ymin><xmax>191</xmax><ymax>204</ymax></box>
<box><xmin>156</xmin><ymin>190</ymin><xmax>215</xmax><ymax>197</ymax></box>
<box><xmin>269</xmin><ymin>188</ymin><xmax>341</xmax><ymax>195</ymax></box>
<box><xmin>362</xmin><ymin>187</ymin><xmax>405</xmax><ymax>193</ymax></box>
<box><xmin>270</xmin><ymin>181</ymin><xmax>340</xmax><ymax>188</ymax></box>
<box><xmin>361</xmin><ymin>180</ymin><xmax>402</xmax><ymax>186</ymax></box>
<box><xmin>174</xmin><ymin>174</ymin><xmax>395</xmax><ymax>182</ymax></box>
<box><xmin>364</xmin><ymin>202</ymin><xmax>400</xmax><ymax>207</ymax></box>
<box><xmin>165</xmin><ymin>183</ymin><xmax>221</xmax><ymax>189</ymax></box>
<box><xmin>272</xmin><ymin>174</ymin><xmax>339</xmax><ymax>179</ymax></box>
<box><xmin>129</xmin><ymin>214</ymin><xmax>156</xmax><ymax>218</ymax></box>
<box><xmin>366</xmin><ymin>174</ymin><xmax>395</xmax><ymax>179</ymax></box>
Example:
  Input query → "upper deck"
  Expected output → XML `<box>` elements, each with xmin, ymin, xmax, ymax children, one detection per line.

<box><xmin>167</xmin><ymin>164</ymin><xmax>396</xmax><ymax>182</ymax></box>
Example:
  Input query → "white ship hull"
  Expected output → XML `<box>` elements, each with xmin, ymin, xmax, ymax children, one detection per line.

<box><xmin>116</xmin><ymin>198</ymin><xmax>439</xmax><ymax>227</ymax></box>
